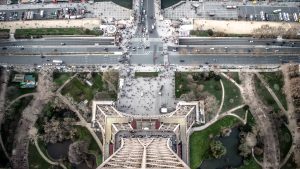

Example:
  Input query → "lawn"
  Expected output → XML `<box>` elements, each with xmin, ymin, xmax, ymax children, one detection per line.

<box><xmin>0</xmin><ymin>29</ymin><xmax>10</xmax><ymax>39</ymax></box>
<box><xmin>75</xmin><ymin>126</ymin><xmax>102</xmax><ymax>165</ymax></box>
<box><xmin>254</xmin><ymin>75</ymin><xmax>281</xmax><ymax>112</ymax></box>
<box><xmin>15</xmin><ymin>28</ymin><xmax>103</xmax><ymax>39</ymax></box>
<box><xmin>220</xmin><ymin>76</ymin><xmax>243</xmax><ymax>113</ymax></box>
<box><xmin>175</xmin><ymin>72</ymin><xmax>190</xmax><ymax>98</ymax></box>
<box><xmin>6</xmin><ymin>71</ymin><xmax>38</xmax><ymax>101</ymax></box>
<box><xmin>28</xmin><ymin>142</ymin><xmax>54</xmax><ymax>169</ymax></box>
<box><xmin>161</xmin><ymin>0</ymin><xmax>181</xmax><ymax>9</ymax></box>
<box><xmin>93</xmin><ymin>0</ymin><xmax>132</xmax><ymax>9</ymax></box>
<box><xmin>175</xmin><ymin>72</ymin><xmax>222</xmax><ymax>102</ymax></box>
<box><xmin>278</xmin><ymin>124</ymin><xmax>292</xmax><ymax>160</ymax></box>
<box><xmin>189</xmin><ymin>116</ymin><xmax>241</xmax><ymax>169</ymax></box>
<box><xmin>53</xmin><ymin>72</ymin><xmax>73</xmax><ymax>86</ymax></box>
<box><xmin>225</xmin><ymin>72</ymin><xmax>241</xmax><ymax>84</ymax></box>
<box><xmin>260</xmin><ymin>72</ymin><xmax>287</xmax><ymax>110</ymax></box>
<box><xmin>135</xmin><ymin>72</ymin><xmax>159</xmax><ymax>78</ymax></box>
<box><xmin>1</xmin><ymin>96</ymin><xmax>33</xmax><ymax>156</ymax></box>
<box><xmin>238</xmin><ymin>157</ymin><xmax>262</xmax><ymax>169</ymax></box>
<box><xmin>232</xmin><ymin>107</ymin><xmax>247</xmax><ymax>119</ymax></box>
<box><xmin>190</xmin><ymin>30</ymin><xmax>211</xmax><ymax>37</ymax></box>
<box><xmin>190</xmin><ymin>30</ymin><xmax>251</xmax><ymax>37</ymax></box>
<box><xmin>61</xmin><ymin>72</ymin><xmax>117</xmax><ymax>103</ymax></box>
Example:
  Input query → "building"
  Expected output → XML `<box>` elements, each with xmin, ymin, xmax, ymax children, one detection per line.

<box><xmin>13</xmin><ymin>74</ymin><xmax>36</xmax><ymax>88</ymax></box>
<box><xmin>91</xmin><ymin>100</ymin><xmax>205</xmax><ymax>168</ymax></box>
<box><xmin>20</xmin><ymin>74</ymin><xmax>36</xmax><ymax>88</ymax></box>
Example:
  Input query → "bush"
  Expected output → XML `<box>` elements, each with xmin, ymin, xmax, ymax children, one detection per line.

<box><xmin>207</xmin><ymin>29</ymin><xmax>214</xmax><ymax>36</ymax></box>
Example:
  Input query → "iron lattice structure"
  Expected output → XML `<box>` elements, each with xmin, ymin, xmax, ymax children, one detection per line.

<box><xmin>91</xmin><ymin>101</ymin><xmax>205</xmax><ymax>169</ymax></box>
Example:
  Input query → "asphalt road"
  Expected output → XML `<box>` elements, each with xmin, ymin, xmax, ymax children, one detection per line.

<box><xmin>178</xmin><ymin>37</ymin><xmax>300</xmax><ymax>47</ymax></box>
<box><xmin>0</xmin><ymin>37</ymin><xmax>115</xmax><ymax>46</ymax></box>
<box><xmin>1</xmin><ymin>53</ymin><xmax>298</xmax><ymax>65</ymax></box>
<box><xmin>143</xmin><ymin>0</ymin><xmax>158</xmax><ymax>38</ymax></box>
<box><xmin>0</xmin><ymin>37</ymin><xmax>299</xmax><ymax>65</ymax></box>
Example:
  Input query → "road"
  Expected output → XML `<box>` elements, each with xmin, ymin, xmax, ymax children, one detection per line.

<box><xmin>0</xmin><ymin>53</ymin><xmax>298</xmax><ymax>65</ymax></box>
<box><xmin>178</xmin><ymin>37</ymin><xmax>300</xmax><ymax>47</ymax></box>
<box><xmin>0</xmin><ymin>37</ymin><xmax>115</xmax><ymax>46</ymax></box>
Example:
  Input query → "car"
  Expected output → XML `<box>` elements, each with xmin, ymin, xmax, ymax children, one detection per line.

<box><xmin>279</xmin><ymin>12</ymin><xmax>283</xmax><ymax>21</ymax></box>
<box><xmin>60</xmin><ymin>42</ymin><xmax>65</xmax><ymax>45</ymax></box>
<box><xmin>21</xmin><ymin>47</ymin><xmax>24</xmax><ymax>50</ymax></box>
<box><xmin>180</xmin><ymin>60</ymin><xmax>185</xmax><ymax>62</ymax></box>
<box><xmin>46</xmin><ymin>58</ymin><xmax>50</xmax><ymax>61</ymax></box>
<box><xmin>2</xmin><ymin>47</ymin><xmax>7</xmax><ymax>50</ymax></box>
<box><xmin>41</xmin><ymin>55</ymin><xmax>45</xmax><ymax>58</ymax></box>
<box><xmin>132</xmin><ymin>47</ymin><xmax>136</xmax><ymax>51</ymax></box>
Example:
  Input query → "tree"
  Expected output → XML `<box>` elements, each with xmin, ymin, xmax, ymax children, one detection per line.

<box><xmin>68</xmin><ymin>141</ymin><xmax>88</xmax><ymax>165</ymax></box>
<box><xmin>207</xmin><ymin>29</ymin><xmax>214</xmax><ymax>36</ymax></box>
<box><xmin>42</xmin><ymin>118</ymin><xmax>76</xmax><ymax>144</ymax></box>
<box><xmin>210</xmin><ymin>140</ymin><xmax>227</xmax><ymax>159</ymax></box>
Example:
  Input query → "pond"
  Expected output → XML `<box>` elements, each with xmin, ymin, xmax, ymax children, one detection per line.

<box><xmin>199</xmin><ymin>127</ymin><xmax>243</xmax><ymax>169</ymax></box>
<box><xmin>47</xmin><ymin>140</ymin><xmax>97</xmax><ymax>169</ymax></box>
<box><xmin>47</xmin><ymin>140</ymin><xmax>72</xmax><ymax>160</ymax></box>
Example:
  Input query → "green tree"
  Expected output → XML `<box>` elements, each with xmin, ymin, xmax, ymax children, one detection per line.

<box><xmin>207</xmin><ymin>29</ymin><xmax>214</xmax><ymax>36</ymax></box>
<box><xmin>210</xmin><ymin>140</ymin><xmax>227</xmax><ymax>159</ymax></box>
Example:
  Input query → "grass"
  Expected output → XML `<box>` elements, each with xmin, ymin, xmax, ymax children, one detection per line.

<box><xmin>53</xmin><ymin>72</ymin><xmax>73</xmax><ymax>86</ymax></box>
<box><xmin>175</xmin><ymin>72</ymin><xmax>190</xmax><ymax>98</ymax></box>
<box><xmin>135</xmin><ymin>72</ymin><xmax>159</xmax><ymax>78</ymax></box>
<box><xmin>232</xmin><ymin>108</ymin><xmax>247</xmax><ymax>119</ymax></box>
<box><xmin>238</xmin><ymin>157</ymin><xmax>262</xmax><ymax>169</ymax></box>
<box><xmin>189</xmin><ymin>116</ymin><xmax>241</xmax><ymax>169</ymax></box>
<box><xmin>6</xmin><ymin>71</ymin><xmax>37</xmax><ymax>101</ymax></box>
<box><xmin>260</xmin><ymin>72</ymin><xmax>287</xmax><ymax>110</ymax></box>
<box><xmin>254</xmin><ymin>75</ymin><xmax>281</xmax><ymax>112</ymax></box>
<box><xmin>92</xmin><ymin>0</ymin><xmax>132</xmax><ymax>9</ymax></box>
<box><xmin>61</xmin><ymin>72</ymin><xmax>117</xmax><ymax>103</ymax></box>
<box><xmin>75</xmin><ymin>126</ymin><xmax>102</xmax><ymax>165</ymax></box>
<box><xmin>28</xmin><ymin>142</ymin><xmax>54</xmax><ymax>169</ymax></box>
<box><xmin>190</xmin><ymin>30</ymin><xmax>252</xmax><ymax>37</ymax></box>
<box><xmin>278</xmin><ymin>124</ymin><xmax>292</xmax><ymax>160</ymax></box>
<box><xmin>0</xmin><ymin>29</ymin><xmax>10</xmax><ymax>39</ymax></box>
<box><xmin>225</xmin><ymin>72</ymin><xmax>241</xmax><ymax>84</ymax></box>
<box><xmin>175</xmin><ymin>72</ymin><xmax>222</xmax><ymax>102</ymax></box>
<box><xmin>161</xmin><ymin>0</ymin><xmax>181</xmax><ymax>9</ymax></box>
<box><xmin>1</xmin><ymin>96</ymin><xmax>33</xmax><ymax>156</ymax></box>
<box><xmin>15</xmin><ymin>28</ymin><xmax>103</xmax><ymax>39</ymax></box>
<box><xmin>220</xmin><ymin>76</ymin><xmax>243</xmax><ymax>113</ymax></box>
<box><xmin>190</xmin><ymin>30</ymin><xmax>211</xmax><ymax>37</ymax></box>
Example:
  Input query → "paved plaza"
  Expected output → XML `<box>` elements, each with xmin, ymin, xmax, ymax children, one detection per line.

<box><xmin>116</xmin><ymin>67</ymin><xmax>176</xmax><ymax>115</ymax></box>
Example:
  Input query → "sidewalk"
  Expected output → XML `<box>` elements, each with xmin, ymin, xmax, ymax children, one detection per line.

<box><xmin>0</xmin><ymin>18</ymin><xmax>100</xmax><ymax>33</ymax></box>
